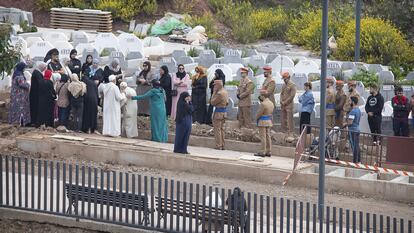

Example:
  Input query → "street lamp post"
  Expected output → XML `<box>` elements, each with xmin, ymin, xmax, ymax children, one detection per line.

<box><xmin>319</xmin><ymin>0</ymin><xmax>329</xmax><ymax>231</ymax></box>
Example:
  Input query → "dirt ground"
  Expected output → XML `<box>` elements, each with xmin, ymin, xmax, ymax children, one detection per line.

<box><xmin>0</xmin><ymin>218</ymin><xmax>104</xmax><ymax>233</ymax></box>
<box><xmin>0</xmin><ymin>123</ymin><xmax>413</xmax><ymax>221</ymax></box>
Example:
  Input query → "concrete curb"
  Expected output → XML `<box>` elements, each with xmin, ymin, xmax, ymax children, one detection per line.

<box><xmin>0</xmin><ymin>207</ymin><xmax>157</xmax><ymax>233</ymax></box>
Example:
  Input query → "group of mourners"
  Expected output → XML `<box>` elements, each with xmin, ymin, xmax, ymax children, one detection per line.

<box><xmin>8</xmin><ymin>48</ymin><xmax>414</xmax><ymax>160</ymax></box>
<box><xmin>298</xmin><ymin>77</ymin><xmax>414</xmax><ymax>163</ymax></box>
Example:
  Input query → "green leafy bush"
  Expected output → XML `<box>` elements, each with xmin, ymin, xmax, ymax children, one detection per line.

<box><xmin>18</xmin><ymin>21</ymin><xmax>37</xmax><ymax>34</ymax></box>
<box><xmin>204</xmin><ymin>41</ymin><xmax>223</xmax><ymax>58</ymax></box>
<box><xmin>226</xmin><ymin>80</ymin><xmax>240</xmax><ymax>86</ymax></box>
<box><xmin>37</xmin><ymin>0</ymin><xmax>88</xmax><ymax>10</ymax></box>
<box><xmin>187</xmin><ymin>47</ymin><xmax>199</xmax><ymax>57</ymax></box>
<box><xmin>232</xmin><ymin>20</ymin><xmax>258</xmax><ymax>44</ymax></box>
<box><xmin>336</xmin><ymin>17</ymin><xmax>414</xmax><ymax>66</ymax></box>
<box><xmin>249</xmin><ymin>7</ymin><xmax>289</xmax><ymax>40</ymax></box>
<box><xmin>184</xmin><ymin>13</ymin><xmax>218</xmax><ymax>39</ymax></box>
<box><xmin>350</xmin><ymin>70</ymin><xmax>378</xmax><ymax>87</ymax></box>
<box><xmin>287</xmin><ymin>8</ymin><xmax>352</xmax><ymax>51</ymax></box>
<box><xmin>0</xmin><ymin>24</ymin><xmax>22</xmax><ymax>78</ymax></box>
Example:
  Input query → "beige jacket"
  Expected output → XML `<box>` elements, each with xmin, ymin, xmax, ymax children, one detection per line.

<box><xmin>262</xmin><ymin>77</ymin><xmax>276</xmax><ymax>106</ymax></box>
<box><xmin>281</xmin><ymin>80</ymin><xmax>296</xmax><ymax>109</ymax></box>
<box><xmin>237</xmin><ymin>77</ymin><xmax>254</xmax><ymax>107</ymax></box>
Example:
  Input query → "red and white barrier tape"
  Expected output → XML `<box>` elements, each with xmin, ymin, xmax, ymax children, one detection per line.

<box><xmin>304</xmin><ymin>154</ymin><xmax>414</xmax><ymax>177</ymax></box>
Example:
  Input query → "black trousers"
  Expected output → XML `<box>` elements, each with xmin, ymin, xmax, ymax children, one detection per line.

<box><xmin>393</xmin><ymin>118</ymin><xmax>409</xmax><ymax>137</ymax></box>
<box><xmin>299</xmin><ymin>112</ymin><xmax>311</xmax><ymax>134</ymax></box>
<box><xmin>367</xmin><ymin>115</ymin><xmax>382</xmax><ymax>141</ymax></box>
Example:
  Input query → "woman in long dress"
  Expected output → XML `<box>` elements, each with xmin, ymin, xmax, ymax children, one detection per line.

<box><xmin>29</xmin><ymin>62</ymin><xmax>47</xmax><ymax>126</ymax></box>
<box><xmin>171</xmin><ymin>64</ymin><xmax>190</xmax><ymax>120</ymax></box>
<box><xmin>36</xmin><ymin>70</ymin><xmax>56</xmax><ymax>127</ymax></box>
<box><xmin>82</xmin><ymin>76</ymin><xmax>99</xmax><ymax>134</ymax></box>
<box><xmin>8</xmin><ymin>62</ymin><xmax>31</xmax><ymax>126</ymax></box>
<box><xmin>68</xmin><ymin>74</ymin><xmax>87</xmax><ymax>132</ymax></box>
<box><xmin>174</xmin><ymin>92</ymin><xmax>193</xmax><ymax>154</ymax></box>
<box><xmin>130</xmin><ymin>79</ymin><xmax>168</xmax><ymax>143</ymax></box>
<box><xmin>135</xmin><ymin>61</ymin><xmax>155</xmax><ymax>116</ymax></box>
<box><xmin>159</xmin><ymin>65</ymin><xmax>172</xmax><ymax>117</ymax></box>
<box><xmin>191</xmin><ymin>66</ymin><xmax>208</xmax><ymax>124</ymax></box>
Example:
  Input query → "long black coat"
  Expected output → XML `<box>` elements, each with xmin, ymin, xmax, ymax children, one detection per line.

<box><xmin>37</xmin><ymin>79</ymin><xmax>56</xmax><ymax>127</ymax></box>
<box><xmin>159</xmin><ymin>74</ymin><xmax>172</xmax><ymax>116</ymax></box>
<box><xmin>82</xmin><ymin>77</ymin><xmax>99</xmax><ymax>133</ymax></box>
<box><xmin>191</xmin><ymin>77</ymin><xmax>207</xmax><ymax>124</ymax></box>
<box><xmin>29</xmin><ymin>69</ymin><xmax>43</xmax><ymax>125</ymax></box>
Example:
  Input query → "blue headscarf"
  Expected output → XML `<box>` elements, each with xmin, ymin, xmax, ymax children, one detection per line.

<box><xmin>13</xmin><ymin>62</ymin><xmax>27</xmax><ymax>78</ymax></box>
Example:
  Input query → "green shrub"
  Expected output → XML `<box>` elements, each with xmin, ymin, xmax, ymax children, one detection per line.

<box><xmin>287</xmin><ymin>8</ymin><xmax>352</xmax><ymax>51</ymax></box>
<box><xmin>232</xmin><ymin>20</ymin><xmax>258</xmax><ymax>44</ymax></box>
<box><xmin>249</xmin><ymin>7</ymin><xmax>289</xmax><ymax>40</ymax></box>
<box><xmin>207</xmin><ymin>0</ymin><xmax>233</xmax><ymax>13</ymax></box>
<box><xmin>350</xmin><ymin>70</ymin><xmax>378</xmax><ymax>87</ymax></box>
<box><xmin>187</xmin><ymin>47</ymin><xmax>199</xmax><ymax>57</ymax></box>
<box><xmin>204</xmin><ymin>41</ymin><xmax>223</xmax><ymax>58</ymax></box>
<box><xmin>247</xmin><ymin>64</ymin><xmax>260</xmax><ymax>75</ymax></box>
<box><xmin>226</xmin><ymin>80</ymin><xmax>240</xmax><ymax>86</ymax></box>
<box><xmin>185</xmin><ymin>13</ymin><xmax>218</xmax><ymax>39</ymax></box>
<box><xmin>18</xmin><ymin>21</ymin><xmax>37</xmax><ymax>34</ymax></box>
<box><xmin>37</xmin><ymin>0</ymin><xmax>88</xmax><ymax>10</ymax></box>
<box><xmin>336</xmin><ymin>17</ymin><xmax>414</xmax><ymax>66</ymax></box>
<box><xmin>0</xmin><ymin>24</ymin><xmax>22</xmax><ymax>77</ymax></box>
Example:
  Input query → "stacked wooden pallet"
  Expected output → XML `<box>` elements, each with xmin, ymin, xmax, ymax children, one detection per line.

<box><xmin>50</xmin><ymin>7</ymin><xmax>112</xmax><ymax>32</ymax></box>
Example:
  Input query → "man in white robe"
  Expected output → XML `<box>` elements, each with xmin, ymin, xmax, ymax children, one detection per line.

<box><xmin>102</xmin><ymin>75</ymin><xmax>126</xmax><ymax>137</ymax></box>
<box><xmin>120</xmin><ymin>82</ymin><xmax>138</xmax><ymax>138</ymax></box>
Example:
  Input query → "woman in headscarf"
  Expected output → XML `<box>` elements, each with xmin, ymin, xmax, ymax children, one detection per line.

<box><xmin>29</xmin><ymin>61</ymin><xmax>47</xmax><ymax>126</ymax></box>
<box><xmin>171</xmin><ymin>64</ymin><xmax>190</xmax><ymax>120</ymax></box>
<box><xmin>68</xmin><ymin>74</ymin><xmax>87</xmax><ymax>132</ymax></box>
<box><xmin>135</xmin><ymin>61</ymin><xmax>155</xmax><ymax>116</ymax></box>
<box><xmin>130</xmin><ymin>79</ymin><xmax>168</xmax><ymax>142</ymax></box>
<box><xmin>191</xmin><ymin>66</ymin><xmax>208</xmax><ymax>124</ymax></box>
<box><xmin>174</xmin><ymin>92</ymin><xmax>193</xmax><ymax>154</ymax></box>
<box><xmin>87</xmin><ymin>58</ymin><xmax>104</xmax><ymax>84</ymax></box>
<box><xmin>206</xmin><ymin>69</ymin><xmax>226</xmax><ymax>125</ymax></box>
<box><xmin>103</xmin><ymin>58</ymin><xmax>123</xmax><ymax>86</ymax></box>
<box><xmin>36</xmin><ymin>70</ymin><xmax>56</xmax><ymax>127</ymax></box>
<box><xmin>81</xmin><ymin>54</ymin><xmax>93</xmax><ymax>76</ymax></box>
<box><xmin>159</xmin><ymin>65</ymin><xmax>172</xmax><ymax>117</ymax></box>
<box><xmin>68</xmin><ymin>49</ymin><xmax>81</xmax><ymax>77</ymax></box>
<box><xmin>82</xmin><ymin>75</ymin><xmax>99</xmax><ymax>134</ymax></box>
<box><xmin>8</xmin><ymin>62</ymin><xmax>31</xmax><ymax>126</ymax></box>
<box><xmin>56</xmin><ymin>73</ymin><xmax>70</xmax><ymax>128</ymax></box>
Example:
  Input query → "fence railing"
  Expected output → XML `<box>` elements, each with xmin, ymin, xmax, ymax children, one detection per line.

<box><xmin>0</xmin><ymin>155</ymin><xmax>412</xmax><ymax>233</ymax></box>
<box><xmin>300</xmin><ymin>125</ymin><xmax>387</xmax><ymax>167</ymax></box>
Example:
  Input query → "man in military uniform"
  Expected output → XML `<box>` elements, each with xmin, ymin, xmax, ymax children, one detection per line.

<box><xmin>335</xmin><ymin>80</ymin><xmax>347</xmax><ymax>127</ymax></box>
<box><xmin>261</xmin><ymin>66</ymin><xmax>276</xmax><ymax>107</ymax></box>
<box><xmin>210</xmin><ymin>80</ymin><xmax>229</xmax><ymax>150</ymax></box>
<box><xmin>237</xmin><ymin>67</ymin><xmax>254</xmax><ymax>128</ymax></box>
<box><xmin>343</xmin><ymin>80</ymin><xmax>360</xmax><ymax>115</ymax></box>
<box><xmin>254</xmin><ymin>90</ymin><xmax>275</xmax><ymax>157</ymax></box>
<box><xmin>326</xmin><ymin>77</ymin><xmax>336</xmax><ymax>128</ymax></box>
<box><xmin>280</xmin><ymin>72</ymin><xmax>297</xmax><ymax>135</ymax></box>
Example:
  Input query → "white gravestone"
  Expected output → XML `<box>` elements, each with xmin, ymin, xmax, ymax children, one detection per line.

<box><xmin>341</xmin><ymin>62</ymin><xmax>355</xmax><ymax>71</ymax></box>
<box><xmin>71</xmin><ymin>31</ymin><xmax>90</xmax><ymax>47</ymax></box>
<box><xmin>43</xmin><ymin>32</ymin><xmax>68</xmax><ymax>43</ymax></box>
<box><xmin>294</xmin><ymin>60</ymin><xmax>319</xmax><ymax>76</ymax></box>
<box><xmin>222</xmin><ymin>49</ymin><xmax>243</xmax><ymax>64</ymax></box>
<box><xmin>25</xmin><ymin>37</ymin><xmax>43</xmax><ymax>48</ymax></box>
<box><xmin>247</xmin><ymin>55</ymin><xmax>265</xmax><ymax>75</ymax></box>
<box><xmin>292</xmin><ymin>73</ymin><xmax>308</xmax><ymax>89</ymax></box>
<box><xmin>29</xmin><ymin>41</ymin><xmax>53</xmax><ymax>60</ymax></box>
<box><xmin>118</xmin><ymin>33</ymin><xmax>144</xmax><ymax>60</ymax></box>
<box><xmin>207</xmin><ymin>64</ymin><xmax>233</xmax><ymax>82</ymax></box>
<box><xmin>172</xmin><ymin>50</ymin><xmax>187</xmax><ymax>61</ymax></box>
<box><xmin>143</xmin><ymin>37</ymin><xmax>165</xmax><ymax>56</ymax></box>
<box><xmin>176</xmin><ymin>56</ymin><xmax>195</xmax><ymax>65</ymax></box>
<box><xmin>109</xmin><ymin>51</ymin><xmax>127</xmax><ymax>70</ymax></box>
<box><xmin>10</xmin><ymin>36</ymin><xmax>28</xmax><ymax>57</ymax></box>
<box><xmin>159</xmin><ymin>57</ymin><xmax>177</xmax><ymax>73</ymax></box>
<box><xmin>406</xmin><ymin>72</ymin><xmax>414</xmax><ymax>81</ymax></box>
<box><xmin>265</xmin><ymin>54</ymin><xmax>279</xmax><ymax>64</ymax></box>
<box><xmin>53</xmin><ymin>41</ymin><xmax>73</xmax><ymax>59</ymax></box>
<box><xmin>94</xmin><ymin>33</ymin><xmax>120</xmax><ymax>54</ymax></box>
<box><xmin>269</xmin><ymin>55</ymin><xmax>294</xmax><ymax>74</ymax></box>
<box><xmin>327</xmin><ymin>61</ymin><xmax>341</xmax><ymax>76</ymax></box>
<box><xmin>77</xmin><ymin>43</ymin><xmax>100</xmax><ymax>64</ymax></box>
<box><xmin>198</xmin><ymin>50</ymin><xmax>218</xmax><ymax>68</ymax></box>
<box><xmin>378</xmin><ymin>70</ymin><xmax>395</xmax><ymax>84</ymax></box>
<box><xmin>368</xmin><ymin>64</ymin><xmax>386</xmax><ymax>74</ymax></box>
